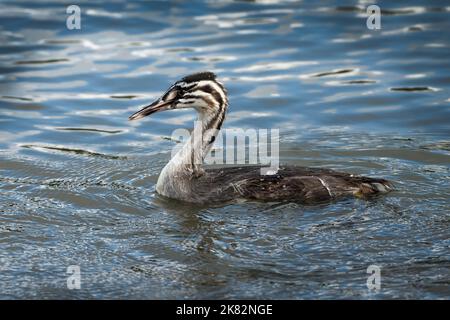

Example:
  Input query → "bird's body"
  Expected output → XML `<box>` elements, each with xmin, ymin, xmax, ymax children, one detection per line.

<box><xmin>156</xmin><ymin>165</ymin><xmax>391</xmax><ymax>204</ymax></box>
<box><xmin>129</xmin><ymin>72</ymin><xmax>392</xmax><ymax>204</ymax></box>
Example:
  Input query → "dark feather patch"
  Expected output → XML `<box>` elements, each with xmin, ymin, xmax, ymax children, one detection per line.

<box><xmin>185</xmin><ymin>166</ymin><xmax>393</xmax><ymax>204</ymax></box>
<box><xmin>182</xmin><ymin>71</ymin><xmax>217</xmax><ymax>83</ymax></box>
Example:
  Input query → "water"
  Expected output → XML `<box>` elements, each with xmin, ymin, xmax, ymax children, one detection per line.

<box><xmin>0</xmin><ymin>0</ymin><xmax>449</xmax><ymax>299</ymax></box>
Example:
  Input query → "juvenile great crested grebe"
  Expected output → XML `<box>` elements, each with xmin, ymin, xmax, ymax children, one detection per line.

<box><xmin>129</xmin><ymin>72</ymin><xmax>392</xmax><ymax>204</ymax></box>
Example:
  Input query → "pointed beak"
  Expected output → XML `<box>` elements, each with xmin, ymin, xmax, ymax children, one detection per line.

<box><xmin>128</xmin><ymin>99</ymin><xmax>173</xmax><ymax>121</ymax></box>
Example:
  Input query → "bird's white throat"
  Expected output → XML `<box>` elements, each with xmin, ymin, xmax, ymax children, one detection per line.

<box><xmin>155</xmin><ymin>109</ymin><xmax>222</xmax><ymax>197</ymax></box>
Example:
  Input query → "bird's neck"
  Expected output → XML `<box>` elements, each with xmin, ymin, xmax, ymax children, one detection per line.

<box><xmin>156</xmin><ymin>106</ymin><xmax>226</xmax><ymax>194</ymax></box>
<box><xmin>174</xmin><ymin>111</ymin><xmax>222</xmax><ymax>174</ymax></box>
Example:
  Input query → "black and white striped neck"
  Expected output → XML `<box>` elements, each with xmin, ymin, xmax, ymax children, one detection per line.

<box><xmin>179</xmin><ymin>75</ymin><xmax>228</xmax><ymax>148</ymax></box>
<box><xmin>156</xmin><ymin>74</ymin><xmax>228</xmax><ymax>192</ymax></box>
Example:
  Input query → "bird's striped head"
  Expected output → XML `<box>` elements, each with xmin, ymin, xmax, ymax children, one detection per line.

<box><xmin>129</xmin><ymin>72</ymin><xmax>228</xmax><ymax>123</ymax></box>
